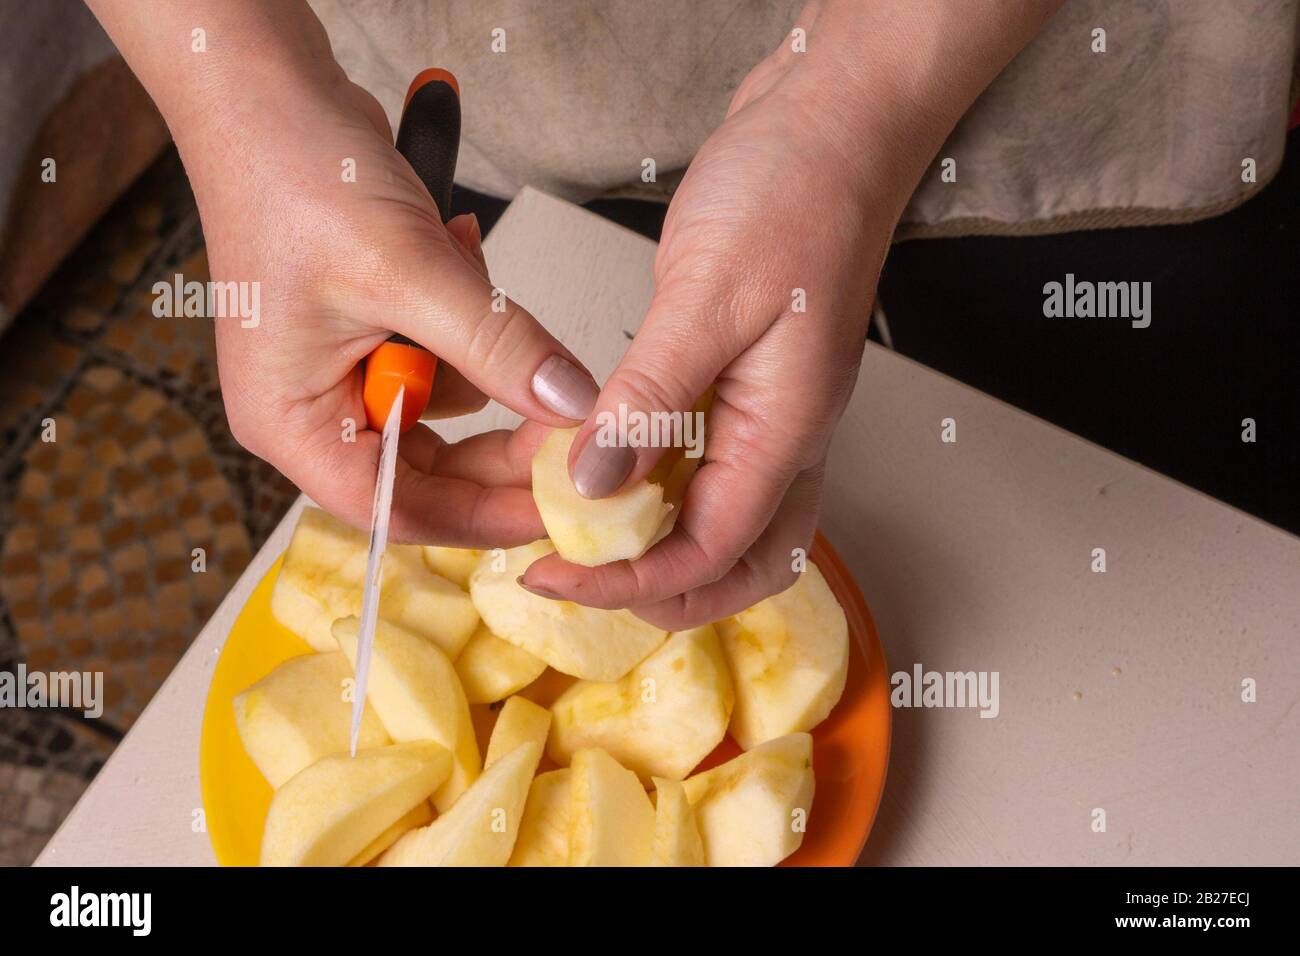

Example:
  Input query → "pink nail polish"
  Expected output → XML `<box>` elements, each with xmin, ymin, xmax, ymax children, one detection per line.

<box><xmin>531</xmin><ymin>355</ymin><xmax>599</xmax><ymax>421</ymax></box>
<box><xmin>517</xmin><ymin>575</ymin><xmax>563</xmax><ymax>600</ymax></box>
<box><xmin>572</xmin><ymin>435</ymin><xmax>636</xmax><ymax>499</ymax></box>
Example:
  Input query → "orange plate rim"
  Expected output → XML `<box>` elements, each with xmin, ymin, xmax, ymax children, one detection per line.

<box><xmin>198</xmin><ymin>530</ymin><xmax>890</xmax><ymax>866</ymax></box>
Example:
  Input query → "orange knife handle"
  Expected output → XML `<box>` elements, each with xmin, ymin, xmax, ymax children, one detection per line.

<box><xmin>362</xmin><ymin>69</ymin><xmax>460</xmax><ymax>434</ymax></box>
<box><xmin>363</xmin><ymin>337</ymin><xmax>437</xmax><ymax>433</ymax></box>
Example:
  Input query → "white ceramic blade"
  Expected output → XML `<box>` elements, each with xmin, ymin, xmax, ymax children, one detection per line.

<box><xmin>349</xmin><ymin>385</ymin><xmax>404</xmax><ymax>756</ymax></box>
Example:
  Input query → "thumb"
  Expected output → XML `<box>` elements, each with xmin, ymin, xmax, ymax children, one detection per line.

<box><xmin>567</xmin><ymin>289</ymin><xmax>737</xmax><ymax>498</ymax></box>
<box><xmin>385</xmin><ymin>228</ymin><xmax>598</xmax><ymax>426</ymax></box>
<box><xmin>445</xmin><ymin>213</ymin><xmax>488</xmax><ymax>278</ymax></box>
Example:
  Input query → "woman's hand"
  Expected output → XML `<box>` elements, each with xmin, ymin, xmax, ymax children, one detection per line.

<box><xmin>88</xmin><ymin>0</ymin><xmax>602</xmax><ymax>547</ymax></box>
<box><xmin>197</xmin><ymin>75</ymin><xmax>593</xmax><ymax>546</ymax></box>
<box><xmin>519</xmin><ymin>30</ymin><xmax>905</xmax><ymax>627</ymax></box>
<box><xmin>88</xmin><ymin>0</ymin><xmax>1057</xmax><ymax>574</ymax></box>
<box><xmin>520</xmin><ymin>0</ymin><xmax>1059</xmax><ymax>628</ymax></box>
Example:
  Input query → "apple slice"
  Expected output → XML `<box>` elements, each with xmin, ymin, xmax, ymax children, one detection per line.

<box><xmin>271</xmin><ymin>506</ymin><xmax>479</xmax><ymax>657</ymax></box>
<box><xmin>651</xmin><ymin>777</ymin><xmax>705</xmax><ymax>866</ymax></box>
<box><xmin>568</xmin><ymin>748</ymin><xmax>655</xmax><ymax>866</ymax></box>
<box><xmin>260</xmin><ymin>741</ymin><xmax>450</xmax><ymax>867</ymax></box>
<box><xmin>378</xmin><ymin>546</ymin><xmax>481</xmax><ymax>658</ymax></box>
<box><xmin>508</xmin><ymin>769</ymin><xmax>572</xmax><ymax>867</ymax></box>
<box><xmin>378</xmin><ymin>741</ymin><xmax>543</xmax><ymax>866</ymax></box>
<box><xmin>422</xmin><ymin>546</ymin><xmax>482</xmax><ymax>589</ymax></box>
<box><xmin>469</xmin><ymin>702</ymin><xmax>498</xmax><ymax>755</ymax></box>
<box><xmin>333</xmin><ymin>617</ymin><xmax>481</xmax><ymax>812</ymax></box>
<box><xmin>548</xmin><ymin>625</ymin><xmax>733</xmax><ymax>781</ymax></box>
<box><xmin>532</xmin><ymin>427</ymin><xmax>673</xmax><ymax>566</ymax></box>
<box><xmin>346</xmin><ymin>801</ymin><xmax>433</xmax><ymax>866</ymax></box>
<box><xmin>268</xmin><ymin>507</ymin><xmax>366</xmax><ymax>653</ymax></box>
<box><xmin>715</xmin><ymin>561</ymin><xmax>849</xmax><ymax>749</ymax></box>
<box><xmin>468</xmin><ymin>541</ymin><xmax>666</xmax><ymax>681</ymax></box>
<box><xmin>455</xmin><ymin>623</ymin><xmax>548</xmax><ymax>704</ymax></box>
<box><xmin>515</xmin><ymin>669</ymin><xmax>578</xmax><ymax>709</ymax></box>
<box><xmin>484</xmin><ymin>696</ymin><xmax>552</xmax><ymax>769</ymax></box>
<box><xmin>682</xmin><ymin>732</ymin><xmax>815</xmax><ymax>867</ymax></box>
<box><xmin>233</xmin><ymin>651</ymin><xmax>389</xmax><ymax>788</ymax></box>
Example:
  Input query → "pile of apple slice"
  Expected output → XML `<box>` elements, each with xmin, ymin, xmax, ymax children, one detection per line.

<box><xmin>238</xmin><ymin>431</ymin><xmax>850</xmax><ymax>867</ymax></box>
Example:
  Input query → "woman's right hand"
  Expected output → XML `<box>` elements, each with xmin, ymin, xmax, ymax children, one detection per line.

<box><xmin>164</xmin><ymin>28</ymin><xmax>598</xmax><ymax>547</ymax></box>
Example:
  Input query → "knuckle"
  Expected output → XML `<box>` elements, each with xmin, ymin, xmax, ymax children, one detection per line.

<box><xmin>764</xmin><ymin>557</ymin><xmax>800</xmax><ymax>596</ymax></box>
<box><xmin>467</xmin><ymin>299</ymin><xmax>535</xmax><ymax>375</ymax></box>
<box><xmin>641</xmin><ymin>596</ymin><xmax>696</xmax><ymax>632</ymax></box>
<box><xmin>670</xmin><ymin>523</ymin><xmax>738</xmax><ymax>589</ymax></box>
<box><xmin>590</xmin><ymin>574</ymin><xmax>634</xmax><ymax>610</ymax></box>
<box><xmin>613</xmin><ymin>363</ymin><xmax>695</xmax><ymax>417</ymax></box>
<box><xmin>462</xmin><ymin>486</ymin><xmax>497</xmax><ymax>545</ymax></box>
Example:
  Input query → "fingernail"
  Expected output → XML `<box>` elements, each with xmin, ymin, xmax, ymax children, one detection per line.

<box><xmin>517</xmin><ymin>575</ymin><xmax>563</xmax><ymax>600</ymax></box>
<box><xmin>572</xmin><ymin>434</ymin><xmax>636</xmax><ymax>499</ymax></box>
<box><xmin>531</xmin><ymin>355</ymin><xmax>599</xmax><ymax>420</ymax></box>
<box><xmin>468</xmin><ymin>213</ymin><xmax>482</xmax><ymax>246</ymax></box>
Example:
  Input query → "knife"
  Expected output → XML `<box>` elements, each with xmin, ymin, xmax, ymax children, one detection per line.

<box><xmin>350</xmin><ymin>68</ymin><xmax>462</xmax><ymax>756</ymax></box>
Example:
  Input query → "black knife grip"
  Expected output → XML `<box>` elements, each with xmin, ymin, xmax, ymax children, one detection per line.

<box><xmin>395</xmin><ymin>70</ymin><xmax>461</xmax><ymax>225</ymax></box>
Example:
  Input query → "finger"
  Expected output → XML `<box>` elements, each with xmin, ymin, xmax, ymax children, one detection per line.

<box><xmin>565</xmin><ymin>279</ymin><xmax>758</xmax><ymax>500</ymax></box>
<box><xmin>423</xmin><ymin>362</ymin><xmax>488</xmax><ymax>419</ymax></box>
<box><xmin>396</xmin><ymin>422</ymin><xmax>443</xmax><ymax>473</ymax></box>
<box><xmin>399</xmin><ymin>421</ymin><xmax>547</xmax><ymax>488</ymax></box>
<box><xmin>422</xmin><ymin>215</ymin><xmax>490</xmax><ymax>417</ymax></box>
<box><xmin>286</xmin><ymin>418</ymin><xmax>544</xmax><ymax>549</ymax></box>
<box><xmin>422</xmin><ymin>214</ymin><xmax>490</xmax><ymax>417</ymax></box>
<box><xmin>629</xmin><ymin>464</ymin><xmax>824</xmax><ymax>630</ymax></box>
<box><xmin>445</xmin><ymin>213</ymin><xmax>489</xmax><ymax>279</ymax></box>
<box><xmin>383</xmin><ymin>228</ymin><xmax>599</xmax><ymax>427</ymax></box>
<box><xmin>520</xmin><ymin>395</ymin><xmax>800</xmax><ymax>608</ymax></box>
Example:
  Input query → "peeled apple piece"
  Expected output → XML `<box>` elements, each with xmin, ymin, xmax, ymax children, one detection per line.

<box><xmin>333</xmin><ymin>617</ymin><xmax>481</xmax><ymax>812</ymax></box>
<box><xmin>484</xmin><ymin>696</ymin><xmax>552</xmax><ymax>770</ymax></box>
<box><xmin>271</xmin><ymin>507</ymin><xmax>479</xmax><ymax>657</ymax></box>
<box><xmin>715</xmin><ymin>561</ymin><xmax>849</xmax><ymax>749</ymax></box>
<box><xmin>233</xmin><ymin>651</ymin><xmax>388</xmax><ymax>789</ymax></box>
<box><xmin>346</xmin><ymin>801</ymin><xmax>434</xmax><ymax>867</ymax></box>
<box><xmin>567</xmin><ymin>748</ymin><xmax>655</xmax><ymax>866</ymax></box>
<box><xmin>421</xmin><ymin>546</ymin><xmax>482</xmax><ymax>589</ymax></box>
<box><xmin>260</xmin><ymin>741</ymin><xmax>450</xmax><ymax>867</ymax></box>
<box><xmin>454</xmin><ymin>623</ymin><xmax>548</xmax><ymax>704</ymax></box>
<box><xmin>508</xmin><ymin>769</ymin><xmax>572</xmax><ymax>867</ymax></box>
<box><xmin>467</xmin><ymin>541</ymin><xmax>666</xmax><ymax>681</ymax></box>
<box><xmin>651</xmin><ymin>777</ymin><xmax>705</xmax><ymax>866</ymax></box>
<box><xmin>531</xmin><ymin>427</ymin><xmax>672</xmax><ymax>566</ymax></box>
<box><xmin>682</xmin><ymin>733</ymin><xmax>815</xmax><ymax>867</ymax></box>
<box><xmin>379</xmin><ymin>741</ymin><xmax>543</xmax><ymax>867</ymax></box>
<box><xmin>547</xmin><ymin>625</ymin><xmax>733</xmax><ymax>782</ymax></box>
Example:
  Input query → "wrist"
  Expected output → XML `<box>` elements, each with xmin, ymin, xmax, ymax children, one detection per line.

<box><xmin>783</xmin><ymin>0</ymin><xmax>1059</xmax><ymax>209</ymax></box>
<box><xmin>88</xmin><ymin>0</ymin><xmax>352</xmax><ymax>162</ymax></box>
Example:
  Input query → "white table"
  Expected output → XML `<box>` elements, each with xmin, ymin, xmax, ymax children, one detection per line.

<box><xmin>38</xmin><ymin>188</ymin><xmax>1300</xmax><ymax>866</ymax></box>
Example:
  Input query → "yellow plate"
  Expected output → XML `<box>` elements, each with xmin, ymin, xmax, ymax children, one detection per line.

<box><xmin>198</xmin><ymin>557</ymin><xmax>312</xmax><ymax>866</ymax></box>
<box><xmin>200</xmin><ymin>535</ymin><xmax>890</xmax><ymax>866</ymax></box>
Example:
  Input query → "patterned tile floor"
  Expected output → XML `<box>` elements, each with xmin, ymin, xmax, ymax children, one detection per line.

<box><xmin>0</xmin><ymin>149</ymin><xmax>299</xmax><ymax>865</ymax></box>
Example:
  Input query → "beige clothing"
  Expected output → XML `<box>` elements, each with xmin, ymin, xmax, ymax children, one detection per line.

<box><xmin>309</xmin><ymin>0</ymin><xmax>1299</xmax><ymax>238</ymax></box>
<box><xmin>1</xmin><ymin>1</ymin><xmax>1296</xmax><ymax>329</ymax></box>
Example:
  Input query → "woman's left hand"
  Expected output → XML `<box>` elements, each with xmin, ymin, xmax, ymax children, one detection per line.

<box><xmin>519</xmin><ymin>37</ymin><xmax>910</xmax><ymax>629</ymax></box>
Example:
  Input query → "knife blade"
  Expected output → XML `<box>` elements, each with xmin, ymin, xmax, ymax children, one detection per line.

<box><xmin>349</xmin><ymin>69</ymin><xmax>461</xmax><ymax>756</ymax></box>
<box><xmin>349</xmin><ymin>384</ymin><xmax>404</xmax><ymax>756</ymax></box>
